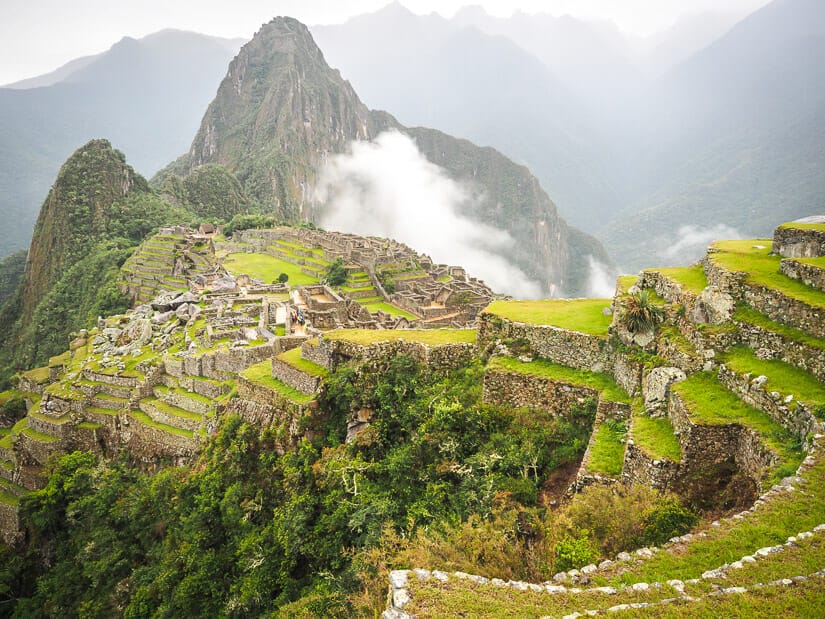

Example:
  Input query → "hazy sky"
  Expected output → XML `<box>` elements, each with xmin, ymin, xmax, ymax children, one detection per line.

<box><xmin>1</xmin><ymin>0</ymin><xmax>772</xmax><ymax>85</ymax></box>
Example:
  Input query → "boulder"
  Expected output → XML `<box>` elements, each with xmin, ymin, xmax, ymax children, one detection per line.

<box><xmin>691</xmin><ymin>285</ymin><xmax>735</xmax><ymax>325</ymax></box>
<box><xmin>643</xmin><ymin>367</ymin><xmax>687</xmax><ymax>417</ymax></box>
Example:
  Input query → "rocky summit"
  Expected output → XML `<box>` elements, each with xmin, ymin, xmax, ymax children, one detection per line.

<box><xmin>161</xmin><ymin>17</ymin><xmax>609</xmax><ymax>297</ymax></box>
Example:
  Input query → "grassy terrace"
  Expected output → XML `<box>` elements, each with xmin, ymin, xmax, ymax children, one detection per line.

<box><xmin>721</xmin><ymin>346</ymin><xmax>825</xmax><ymax>414</ymax></box>
<box><xmin>673</xmin><ymin>372</ymin><xmax>802</xmax><ymax>481</ymax></box>
<box><xmin>645</xmin><ymin>265</ymin><xmax>708</xmax><ymax>295</ymax></box>
<box><xmin>322</xmin><ymin>328</ymin><xmax>476</xmax><ymax>346</ymax></box>
<box><xmin>361</xmin><ymin>301</ymin><xmax>418</xmax><ymax>320</ymax></box>
<box><xmin>732</xmin><ymin>304</ymin><xmax>825</xmax><ymax>352</ymax></box>
<box><xmin>632</xmin><ymin>415</ymin><xmax>682</xmax><ymax>462</ymax></box>
<box><xmin>224</xmin><ymin>252</ymin><xmax>318</xmax><ymax>286</ymax></box>
<box><xmin>21</xmin><ymin>366</ymin><xmax>50</xmax><ymax>384</ymax></box>
<box><xmin>777</xmin><ymin>222</ymin><xmax>825</xmax><ymax>232</ymax></box>
<box><xmin>710</xmin><ymin>240</ymin><xmax>825</xmax><ymax>309</ymax></box>
<box><xmin>617</xmin><ymin>275</ymin><xmax>639</xmax><ymax>294</ymax></box>
<box><xmin>277</xmin><ymin>347</ymin><xmax>328</xmax><ymax>377</ymax></box>
<box><xmin>587</xmin><ymin>420</ymin><xmax>626</xmax><ymax>476</ymax></box>
<box><xmin>488</xmin><ymin>356</ymin><xmax>630</xmax><ymax>403</ymax></box>
<box><xmin>130</xmin><ymin>411</ymin><xmax>195</xmax><ymax>439</ymax></box>
<box><xmin>22</xmin><ymin>426</ymin><xmax>59</xmax><ymax>443</ymax></box>
<box><xmin>484</xmin><ymin>299</ymin><xmax>612</xmax><ymax>337</ymax></box>
<box><xmin>144</xmin><ymin>397</ymin><xmax>202</xmax><ymax>422</ymax></box>
<box><xmin>796</xmin><ymin>255</ymin><xmax>825</xmax><ymax>268</ymax></box>
<box><xmin>241</xmin><ymin>361</ymin><xmax>315</xmax><ymax>404</ymax></box>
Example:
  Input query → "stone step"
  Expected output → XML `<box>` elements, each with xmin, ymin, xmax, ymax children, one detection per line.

<box><xmin>153</xmin><ymin>385</ymin><xmax>214</xmax><ymax>416</ymax></box>
<box><xmin>78</xmin><ymin>379</ymin><xmax>132</xmax><ymax>400</ymax></box>
<box><xmin>780</xmin><ymin>258</ymin><xmax>825</xmax><ymax>292</ymax></box>
<box><xmin>91</xmin><ymin>393</ymin><xmax>130</xmax><ymax>411</ymax></box>
<box><xmin>127</xmin><ymin>411</ymin><xmax>198</xmax><ymax>451</ymax></box>
<box><xmin>138</xmin><ymin>398</ymin><xmax>202</xmax><ymax>432</ymax></box>
<box><xmin>733</xmin><ymin>306</ymin><xmax>825</xmax><ymax>382</ymax></box>
<box><xmin>704</xmin><ymin>241</ymin><xmax>825</xmax><ymax>339</ymax></box>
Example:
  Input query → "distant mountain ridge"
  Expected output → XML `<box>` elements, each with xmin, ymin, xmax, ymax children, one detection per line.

<box><xmin>163</xmin><ymin>16</ymin><xmax>610</xmax><ymax>296</ymax></box>
<box><xmin>0</xmin><ymin>29</ymin><xmax>243</xmax><ymax>258</ymax></box>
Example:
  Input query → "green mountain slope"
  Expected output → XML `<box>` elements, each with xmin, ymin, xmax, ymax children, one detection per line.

<box><xmin>162</xmin><ymin>16</ymin><xmax>610</xmax><ymax>296</ymax></box>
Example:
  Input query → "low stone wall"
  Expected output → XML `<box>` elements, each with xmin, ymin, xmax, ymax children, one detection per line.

<box><xmin>718</xmin><ymin>364</ymin><xmax>822</xmax><ymax>444</ymax></box>
<box><xmin>668</xmin><ymin>391</ymin><xmax>777</xmax><ymax>492</ymax></box>
<box><xmin>477</xmin><ymin>313</ymin><xmax>612</xmax><ymax>373</ymax></box>
<box><xmin>781</xmin><ymin>258</ymin><xmax>825</xmax><ymax>292</ymax></box>
<box><xmin>81</xmin><ymin>370</ymin><xmax>138</xmax><ymax>388</ymax></box>
<box><xmin>271</xmin><ymin>358</ymin><xmax>321</xmax><ymax>395</ymax></box>
<box><xmin>17</xmin><ymin>376</ymin><xmax>45</xmax><ymax>395</ymax></box>
<box><xmin>140</xmin><ymin>400</ymin><xmax>201</xmax><ymax>432</ymax></box>
<box><xmin>638</xmin><ymin>270</ymin><xmax>700</xmax><ymax>312</ymax></box>
<box><xmin>734</xmin><ymin>318</ymin><xmax>825</xmax><ymax>382</ymax></box>
<box><xmin>301</xmin><ymin>340</ymin><xmax>332</xmax><ymax>369</ymax></box>
<box><xmin>622</xmin><ymin>442</ymin><xmax>680</xmax><ymax>491</ymax></box>
<box><xmin>318</xmin><ymin>337</ymin><xmax>475</xmax><ymax>373</ymax></box>
<box><xmin>26</xmin><ymin>415</ymin><xmax>70</xmax><ymax>441</ymax></box>
<box><xmin>773</xmin><ymin>225</ymin><xmax>825</xmax><ymax>258</ymax></box>
<box><xmin>743</xmin><ymin>283</ymin><xmax>825</xmax><ymax>339</ymax></box>
<box><xmin>122</xmin><ymin>415</ymin><xmax>198</xmax><ymax>461</ymax></box>
<box><xmin>157</xmin><ymin>389</ymin><xmax>212</xmax><ymax>416</ymax></box>
<box><xmin>482</xmin><ymin>369</ymin><xmax>598</xmax><ymax>418</ymax></box>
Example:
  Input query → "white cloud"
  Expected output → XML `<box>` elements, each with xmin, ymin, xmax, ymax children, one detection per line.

<box><xmin>317</xmin><ymin>130</ymin><xmax>542</xmax><ymax>297</ymax></box>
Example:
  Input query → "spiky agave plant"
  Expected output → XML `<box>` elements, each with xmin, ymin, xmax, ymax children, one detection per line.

<box><xmin>621</xmin><ymin>290</ymin><xmax>665</xmax><ymax>334</ymax></box>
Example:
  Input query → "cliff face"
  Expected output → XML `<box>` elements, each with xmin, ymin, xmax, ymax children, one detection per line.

<box><xmin>22</xmin><ymin>140</ymin><xmax>147</xmax><ymax>321</ymax></box>
<box><xmin>175</xmin><ymin>17</ymin><xmax>610</xmax><ymax>296</ymax></box>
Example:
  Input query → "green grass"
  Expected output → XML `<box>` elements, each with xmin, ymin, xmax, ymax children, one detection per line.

<box><xmin>617</xmin><ymin>275</ymin><xmax>639</xmax><ymax>294</ymax></box>
<box><xmin>323</xmin><ymin>328</ymin><xmax>476</xmax><ymax>346</ymax></box>
<box><xmin>710</xmin><ymin>240</ymin><xmax>825</xmax><ymax>309</ymax></box>
<box><xmin>488</xmin><ymin>356</ymin><xmax>630</xmax><ymax>403</ymax></box>
<box><xmin>21</xmin><ymin>366</ymin><xmax>50</xmax><ymax>384</ymax></box>
<box><xmin>44</xmin><ymin>382</ymin><xmax>86</xmax><ymax>401</ymax></box>
<box><xmin>587</xmin><ymin>420</ymin><xmax>626</xmax><ymax>476</ymax></box>
<box><xmin>721</xmin><ymin>346</ymin><xmax>825</xmax><ymax>413</ymax></box>
<box><xmin>224</xmin><ymin>252</ymin><xmax>318</xmax><ymax>286</ymax></box>
<box><xmin>659</xmin><ymin>325</ymin><xmax>698</xmax><ymax>357</ymax></box>
<box><xmin>77</xmin><ymin>422</ymin><xmax>102</xmax><ymax>431</ymax></box>
<box><xmin>241</xmin><ymin>361</ymin><xmax>315</xmax><ymax>404</ymax></box>
<box><xmin>84</xmin><ymin>406</ymin><xmax>119</xmax><ymax>417</ymax></box>
<box><xmin>733</xmin><ymin>305</ymin><xmax>825</xmax><ymax>352</ymax></box>
<box><xmin>130</xmin><ymin>411</ymin><xmax>195</xmax><ymax>439</ymax></box>
<box><xmin>796</xmin><ymin>255</ymin><xmax>825</xmax><ymax>268</ymax></box>
<box><xmin>778</xmin><ymin>222</ymin><xmax>825</xmax><ymax>232</ymax></box>
<box><xmin>632</xmin><ymin>415</ymin><xmax>681</xmax><ymax>462</ymax></box>
<box><xmin>155</xmin><ymin>385</ymin><xmax>213</xmax><ymax>407</ymax></box>
<box><xmin>484</xmin><ymin>299</ymin><xmax>612</xmax><ymax>336</ymax></box>
<box><xmin>0</xmin><ymin>434</ymin><xmax>13</xmax><ymax>450</ymax></box>
<box><xmin>361</xmin><ymin>301</ymin><xmax>418</xmax><ymax>320</ymax></box>
<box><xmin>645</xmin><ymin>265</ymin><xmax>708</xmax><ymax>295</ymax></box>
<box><xmin>437</xmin><ymin>274</ymin><xmax>452</xmax><ymax>283</ymax></box>
<box><xmin>277</xmin><ymin>347</ymin><xmax>329</xmax><ymax>377</ymax></box>
<box><xmin>144</xmin><ymin>397</ymin><xmax>202</xmax><ymax>421</ymax></box>
<box><xmin>48</xmin><ymin>351</ymin><xmax>72</xmax><ymax>367</ymax></box>
<box><xmin>673</xmin><ymin>372</ymin><xmax>802</xmax><ymax>480</ymax></box>
<box><xmin>21</xmin><ymin>426</ymin><xmax>59</xmax><ymax>443</ymax></box>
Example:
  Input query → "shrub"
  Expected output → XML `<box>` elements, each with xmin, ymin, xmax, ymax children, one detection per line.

<box><xmin>621</xmin><ymin>290</ymin><xmax>664</xmax><ymax>334</ymax></box>
<box><xmin>277</xmin><ymin>273</ymin><xmax>289</xmax><ymax>284</ymax></box>
<box><xmin>554</xmin><ymin>531</ymin><xmax>597</xmax><ymax>572</ymax></box>
<box><xmin>325</xmin><ymin>259</ymin><xmax>348</xmax><ymax>287</ymax></box>
<box><xmin>639</xmin><ymin>497</ymin><xmax>698</xmax><ymax>547</ymax></box>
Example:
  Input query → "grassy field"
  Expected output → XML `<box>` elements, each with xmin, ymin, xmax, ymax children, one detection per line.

<box><xmin>777</xmin><ymin>222</ymin><xmax>825</xmax><ymax>232</ymax></box>
<box><xmin>587</xmin><ymin>420</ymin><xmax>627</xmax><ymax>475</ymax></box>
<box><xmin>645</xmin><ymin>265</ymin><xmax>708</xmax><ymax>294</ymax></box>
<box><xmin>710</xmin><ymin>240</ymin><xmax>825</xmax><ymax>309</ymax></box>
<box><xmin>488</xmin><ymin>356</ymin><xmax>630</xmax><ymax>403</ymax></box>
<box><xmin>721</xmin><ymin>346</ymin><xmax>825</xmax><ymax>414</ymax></box>
<box><xmin>223</xmin><ymin>252</ymin><xmax>318</xmax><ymax>286</ymax></box>
<box><xmin>361</xmin><ymin>301</ymin><xmax>419</xmax><ymax>320</ymax></box>
<box><xmin>484</xmin><ymin>299</ymin><xmax>612</xmax><ymax>336</ymax></box>
<box><xmin>632</xmin><ymin>415</ymin><xmax>682</xmax><ymax>462</ymax></box>
<box><xmin>323</xmin><ymin>328</ymin><xmax>476</xmax><ymax>346</ymax></box>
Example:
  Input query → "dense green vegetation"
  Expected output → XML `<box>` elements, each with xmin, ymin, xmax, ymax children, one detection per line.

<box><xmin>161</xmin><ymin>163</ymin><xmax>258</xmax><ymax>221</ymax></box>
<box><xmin>0</xmin><ymin>355</ymin><xmax>599</xmax><ymax>616</ymax></box>
<box><xmin>0</xmin><ymin>251</ymin><xmax>26</xmax><ymax>307</ymax></box>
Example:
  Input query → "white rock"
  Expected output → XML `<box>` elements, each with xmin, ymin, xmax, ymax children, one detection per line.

<box><xmin>631</xmin><ymin>582</ymin><xmax>650</xmax><ymax>591</ymax></box>
<box><xmin>546</xmin><ymin>585</ymin><xmax>567</xmax><ymax>594</ymax></box>
<box><xmin>432</xmin><ymin>570</ymin><xmax>448</xmax><ymax>582</ymax></box>
<box><xmin>392</xmin><ymin>589</ymin><xmax>411</xmax><ymax>609</ymax></box>
<box><xmin>389</xmin><ymin>570</ymin><xmax>409</xmax><ymax>589</ymax></box>
<box><xmin>581</xmin><ymin>564</ymin><xmax>598</xmax><ymax>574</ymax></box>
<box><xmin>724</xmin><ymin>587</ymin><xmax>747</xmax><ymax>594</ymax></box>
<box><xmin>594</xmin><ymin>586</ymin><xmax>617</xmax><ymax>595</ymax></box>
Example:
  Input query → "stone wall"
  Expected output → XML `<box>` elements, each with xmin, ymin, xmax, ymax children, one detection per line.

<box><xmin>482</xmin><ymin>369</ymin><xmax>599</xmax><ymax>417</ymax></box>
<box><xmin>622</xmin><ymin>442</ymin><xmax>680</xmax><ymax>491</ymax></box>
<box><xmin>0</xmin><ymin>503</ymin><xmax>20</xmax><ymax>546</ymax></box>
<box><xmin>781</xmin><ymin>259</ymin><xmax>825</xmax><ymax>292</ymax></box>
<box><xmin>318</xmin><ymin>337</ymin><xmax>475</xmax><ymax>373</ymax></box>
<box><xmin>301</xmin><ymin>340</ymin><xmax>332</xmax><ymax>369</ymax></box>
<box><xmin>477</xmin><ymin>313</ymin><xmax>612</xmax><ymax>373</ymax></box>
<box><xmin>773</xmin><ymin>226</ymin><xmax>825</xmax><ymax>258</ymax></box>
<box><xmin>734</xmin><ymin>318</ymin><xmax>825</xmax><ymax>382</ymax></box>
<box><xmin>271</xmin><ymin>358</ymin><xmax>322</xmax><ymax>395</ymax></box>
<box><xmin>612</xmin><ymin>353</ymin><xmax>643</xmax><ymax>397</ymax></box>
<box><xmin>718</xmin><ymin>364</ymin><xmax>823</xmax><ymax>445</ymax></box>
<box><xmin>122</xmin><ymin>415</ymin><xmax>198</xmax><ymax>461</ymax></box>
<box><xmin>668</xmin><ymin>391</ymin><xmax>777</xmax><ymax>493</ymax></box>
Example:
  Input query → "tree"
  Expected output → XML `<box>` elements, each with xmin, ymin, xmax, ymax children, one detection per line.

<box><xmin>277</xmin><ymin>273</ymin><xmax>289</xmax><ymax>284</ymax></box>
<box><xmin>325</xmin><ymin>259</ymin><xmax>348</xmax><ymax>287</ymax></box>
